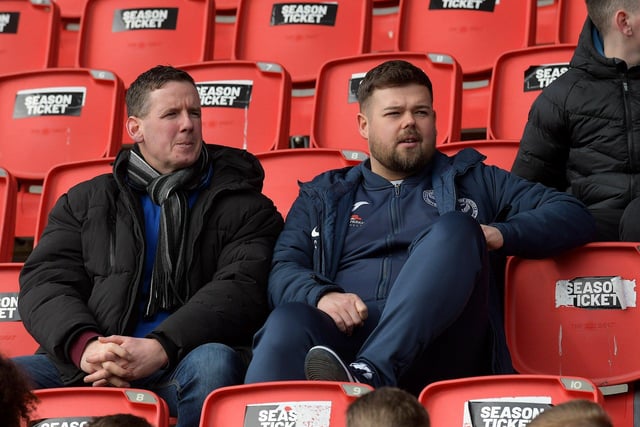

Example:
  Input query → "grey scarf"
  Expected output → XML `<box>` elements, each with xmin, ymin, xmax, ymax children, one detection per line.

<box><xmin>127</xmin><ymin>143</ymin><xmax>211</xmax><ymax>318</ymax></box>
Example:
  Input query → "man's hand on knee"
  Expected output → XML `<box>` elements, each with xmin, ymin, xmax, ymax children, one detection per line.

<box><xmin>317</xmin><ymin>292</ymin><xmax>368</xmax><ymax>335</ymax></box>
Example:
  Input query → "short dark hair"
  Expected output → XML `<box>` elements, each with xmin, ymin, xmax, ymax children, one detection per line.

<box><xmin>88</xmin><ymin>414</ymin><xmax>153</xmax><ymax>427</ymax></box>
<box><xmin>586</xmin><ymin>0</ymin><xmax>640</xmax><ymax>36</ymax></box>
<box><xmin>356</xmin><ymin>60</ymin><xmax>433</xmax><ymax>110</ymax></box>
<box><xmin>0</xmin><ymin>354</ymin><xmax>38</xmax><ymax>427</ymax></box>
<box><xmin>347</xmin><ymin>387</ymin><xmax>430</xmax><ymax>427</ymax></box>
<box><xmin>125</xmin><ymin>65</ymin><xmax>197</xmax><ymax>118</ymax></box>
<box><xmin>528</xmin><ymin>399</ymin><xmax>613</xmax><ymax>427</ymax></box>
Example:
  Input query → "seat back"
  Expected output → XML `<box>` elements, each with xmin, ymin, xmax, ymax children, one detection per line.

<box><xmin>487</xmin><ymin>45</ymin><xmax>575</xmax><ymax>140</ymax></box>
<box><xmin>437</xmin><ymin>140</ymin><xmax>520</xmax><ymax>172</ymax></box>
<box><xmin>0</xmin><ymin>170</ymin><xmax>17</xmax><ymax>262</ymax></box>
<box><xmin>419</xmin><ymin>374</ymin><xmax>603</xmax><ymax>427</ymax></box>
<box><xmin>233</xmin><ymin>0</ymin><xmax>373</xmax><ymax>85</ymax></box>
<box><xmin>179</xmin><ymin>61</ymin><xmax>292</xmax><ymax>152</ymax></box>
<box><xmin>396</xmin><ymin>0</ymin><xmax>537</xmax><ymax>78</ymax></box>
<box><xmin>31</xmin><ymin>387</ymin><xmax>170</xmax><ymax>427</ymax></box>
<box><xmin>0</xmin><ymin>68</ymin><xmax>123</xmax><ymax>238</ymax></box>
<box><xmin>77</xmin><ymin>0</ymin><xmax>215</xmax><ymax>87</ymax></box>
<box><xmin>505</xmin><ymin>242</ymin><xmax>640</xmax><ymax>386</ymax></box>
<box><xmin>0</xmin><ymin>263</ymin><xmax>39</xmax><ymax>358</ymax></box>
<box><xmin>0</xmin><ymin>0</ymin><xmax>60</xmax><ymax>74</ymax></box>
<box><xmin>0</xmin><ymin>68</ymin><xmax>123</xmax><ymax>181</ymax></box>
<box><xmin>34</xmin><ymin>158</ymin><xmax>114</xmax><ymax>246</ymax></box>
<box><xmin>556</xmin><ymin>0</ymin><xmax>587</xmax><ymax>45</ymax></box>
<box><xmin>54</xmin><ymin>0</ymin><xmax>87</xmax><ymax>19</ymax></box>
<box><xmin>215</xmin><ymin>0</ymin><xmax>238</xmax><ymax>12</ymax></box>
<box><xmin>255</xmin><ymin>149</ymin><xmax>367</xmax><ymax>218</ymax></box>
<box><xmin>310</xmin><ymin>52</ymin><xmax>462</xmax><ymax>152</ymax></box>
<box><xmin>199</xmin><ymin>381</ymin><xmax>373</xmax><ymax>427</ymax></box>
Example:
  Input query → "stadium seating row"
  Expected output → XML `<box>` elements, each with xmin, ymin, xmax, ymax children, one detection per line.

<box><xmin>18</xmin><ymin>376</ymin><xmax>608</xmax><ymax>427</ymax></box>
<box><xmin>1</xmin><ymin>0</ymin><xmax>588</xmax><ymax>136</ymax></box>
<box><xmin>3</xmin><ymin>237</ymin><xmax>640</xmax><ymax>425</ymax></box>
<box><xmin>0</xmin><ymin>43</ymin><xmax>576</xmax><ymax>241</ymax></box>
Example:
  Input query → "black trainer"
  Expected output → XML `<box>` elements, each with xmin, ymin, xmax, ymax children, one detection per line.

<box><xmin>304</xmin><ymin>345</ymin><xmax>377</xmax><ymax>385</ymax></box>
<box><xmin>305</xmin><ymin>345</ymin><xmax>355</xmax><ymax>382</ymax></box>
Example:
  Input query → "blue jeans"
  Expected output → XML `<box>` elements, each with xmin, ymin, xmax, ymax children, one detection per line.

<box><xmin>13</xmin><ymin>343</ymin><xmax>245</xmax><ymax>427</ymax></box>
<box><xmin>245</xmin><ymin>212</ymin><xmax>492</xmax><ymax>395</ymax></box>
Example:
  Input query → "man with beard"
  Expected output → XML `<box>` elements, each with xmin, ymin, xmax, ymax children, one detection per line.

<box><xmin>244</xmin><ymin>60</ymin><xmax>596</xmax><ymax>394</ymax></box>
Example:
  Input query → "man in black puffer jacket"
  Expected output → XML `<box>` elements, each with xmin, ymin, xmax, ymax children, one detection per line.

<box><xmin>13</xmin><ymin>65</ymin><xmax>284</xmax><ymax>427</ymax></box>
<box><xmin>512</xmin><ymin>0</ymin><xmax>640</xmax><ymax>241</ymax></box>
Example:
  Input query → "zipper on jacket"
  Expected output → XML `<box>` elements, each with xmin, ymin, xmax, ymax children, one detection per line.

<box><xmin>109</xmin><ymin>215</ymin><xmax>116</xmax><ymax>268</ymax></box>
<box><xmin>623</xmin><ymin>80</ymin><xmax>637</xmax><ymax>193</ymax></box>
<box><xmin>378</xmin><ymin>183</ymin><xmax>401</xmax><ymax>299</ymax></box>
<box><xmin>312</xmin><ymin>211</ymin><xmax>324</xmax><ymax>275</ymax></box>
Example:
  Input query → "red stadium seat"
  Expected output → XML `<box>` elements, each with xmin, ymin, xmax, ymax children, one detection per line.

<box><xmin>371</xmin><ymin>1</ymin><xmax>399</xmax><ymax>52</ymax></box>
<box><xmin>31</xmin><ymin>387</ymin><xmax>170</xmax><ymax>427</ymax></box>
<box><xmin>213</xmin><ymin>12</ymin><xmax>236</xmax><ymax>60</ymax></box>
<box><xmin>437</xmin><ymin>140</ymin><xmax>520</xmax><ymax>171</ymax></box>
<box><xmin>255</xmin><ymin>149</ymin><xmax>367</xmax><ymax>218</ymax></box>
<box><xmin>54</xmin><ymin>0</ymin><xmax>86</xmax><ymax>18</ymax></box>
<box><xmin>0</xmin><ymin>263</ymin><xmax>39</xmax><ymax>358</ymax></box>
<box><xmin>487</xmin><ymin>44</ymin><xmax>575</xmax><ymax>140</ymax></box>
<box><xmin>77</xmin><ymin>0</ymin><xmax>215</xmax><ymax>87</ymax></box>
<box><xmin>199</xmin><ymin>381</ymin><xmax>373</xmax><ymax>427</ymax></box>
<box><xmin>419</xmin><ymin>374</ymin><xmax>603</xmax><ymax>427</ymax></box>
<box><xmin>536</xmin><ymin>0</ymin><xmax>558</xmax><ymax>45</ymax></box>
<box><xmin>396</xmin><ymin>0</ymin><xmax>537</xmax><ymax>132</ymax></box>
<box><xmin>0</xmin><ymin>68</ymin><xmax>123</xmax><ymax>238</ymax></box>
<box><xmin>178</xmin><ymin>61</ymin><xmax>292</xmax><ymax>153</ymax></box>
<box><xmin>233</xmin><ymin>0</ymin><xmax>372</xmax><ymax>86</ymax></box>
<box><xmin>215</xmin><ymin>0</ymin><xmax>238</xmax><ymax>12</ymax></box>
<box><xmin>0</xmin><ymin>171</ymin><xmax>17</xmax><ymax>262</ymax></box>
<box><xmin>505</xmin><ymin>242</ymin><xmax>640</xmax><ymax>386</ymax></box>
<box><xmin>556</xmin><ymin>0</ymin><xmax>587</xmax><ymax>45</ymax></box>
<box><xmin>0</xmin><ymin>0</ymin><xmax>60</xmax><ymax>74</ymax></box>
<box><xmin>34</xmin><ymin>158</ymin><xmax>114</xmax><ymax>246</ymax></box>
<box><xmin>310</xmin><ymin>52</ymin><xmax>462</xmax><ymax>153</ymax></box>
<box><xmin>233</xmin><ymin>0</ymin><xmax>373</xmax><ymax>141</ymax></box>
<box><xmin>53</xmin><ymin>0</ymin><xmax>85</xmax><ymax>67</ymax></box>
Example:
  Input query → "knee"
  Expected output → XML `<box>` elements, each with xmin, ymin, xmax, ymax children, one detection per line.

<box><xmin>253</xmin><ymin>302</ymin><xmax>326</xmax><ymax>348</ymax></box>
<box><xmin>413</xmin><ymin>211</ymin><xmax>484</xmax><ymax>249</ymax></box>
<box><xmin>436</xmin><ymin>211</ymin><xmax>482</xmax><ymax>235</ymax></box>
<box><xmin>181</xmin><ymin>343</ymin><xmax>244</xmax><ymax>385</ymax></box>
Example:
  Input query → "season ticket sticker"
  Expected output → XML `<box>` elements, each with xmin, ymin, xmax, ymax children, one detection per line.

<box><xmin>243</xmin><ymin>401</ymin><xmax>331</xmax><ymax>427</ymax></box>
<box><xmin>462</xmin><ymin>396</ymin><xmax>551</xmax><ymax>427</ymax></box>
<box><xmin>556</xmin><ymin>276</ymin><xmax>636</xmax><ymax>309</ymax></box>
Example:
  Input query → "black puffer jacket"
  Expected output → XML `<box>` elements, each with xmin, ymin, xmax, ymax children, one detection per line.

<box><xmin>18</xmin><ymin>143</ymin><xmax>284</xmax><ymax>384</ymax></box>
<box><xmin>512</xmin><ymin>18</ymin><xmax>640</xmax><ymax>217</ymax></box>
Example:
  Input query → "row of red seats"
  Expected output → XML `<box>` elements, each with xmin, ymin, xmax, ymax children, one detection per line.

<box><xmin>1</xmin><ymin>0</ymin><xmax>587</xmax><ymax>134</ymax></box>
<box><xmin>0</xmin><ymin>44</ymin><xmax>575</xmax><ymax>239</ymax></box>
<box><xmin>5</xmin><ymin>235</ymin><xmax>639</xmax><ymax>425</ymax></box>
<box><xmin>19</xmin><ymin>375</ymin><xmax>608</xmax><ymax>427</ymax></box>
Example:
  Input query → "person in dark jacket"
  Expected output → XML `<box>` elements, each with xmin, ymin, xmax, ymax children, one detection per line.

<box><xmin>512</xmin><ymin>0</ymin><xmax>640</xmax><ymax>242</ymax></box>
<box><xmin>244</xmin><ymin>60</ymin><xmax>596</xmax><ymax>395</ymax></box>
<box><xmin>13</xmin><ymin>65</ymin><xmax>284</xmax><ymax>427</ymax></box>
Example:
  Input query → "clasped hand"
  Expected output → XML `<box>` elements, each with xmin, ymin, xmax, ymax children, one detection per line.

<box><xmin>80</xmin><ymin>335</ymin><xmax>169</xmax><ymax>387</ymax></box>
<box><xmin>317</xmin><ymin>292</ymin><xmax>368</xmax><ymax>336</ymax></box>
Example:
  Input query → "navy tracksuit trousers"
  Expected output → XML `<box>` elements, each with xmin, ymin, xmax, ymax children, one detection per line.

<box><xmin>245</xmin><ymin>212</ymin><xmax>492</xmax><ymax>395</ymax></box>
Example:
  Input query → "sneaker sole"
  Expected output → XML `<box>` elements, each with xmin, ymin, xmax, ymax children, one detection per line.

<box><xmin>304</xmin><ymin>345</ymin><xmax>355</xmax><ymax>382</ymax></box>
